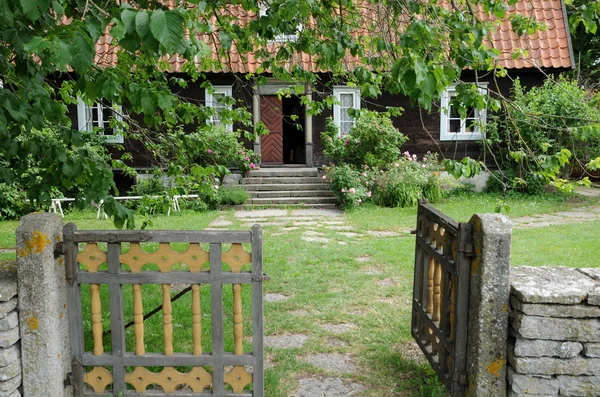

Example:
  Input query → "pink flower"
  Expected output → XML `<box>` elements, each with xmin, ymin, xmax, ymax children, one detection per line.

<box><xmin>322</xmin><ymin>175</ymin><xmax>327</xmax><ymax>180</ymax></box>
<box><xmin>341</xmin><ymin>188</ymin><xmax>345</xmax><ymax>193</ymax></box>
<box><xmin>357</xmin><ymin>199</ymin><xmax>362</xmax><ymax>203</ymax></box>
<box><xmin>394</xmin><ymin>163</ymin><xmax>399</xmax><ymax>167</ymax></box>
<box><xmin>362</xmin><ymin>172</ymin><xmax>367</xmax><ymax>177</ymax></box>
<box><xmin>367</xmin><ymin>191</ymin><xmax>372</xmax><ymax>197</ymax></box>
<box><xmin>250</xmin><ymin>163</ymin><xmax>255</xmax><ymax>169</ymax></box>
<box><xmin>245</xmin><ymin>156</ymin><xmax>249</xmax><ymax>161</ymax></box>
<box><xmin>349</xmin><ymin>188</ymin><xmax>356</xmax><ymax>194</ymax></box>
<box><xmin>403</xmin><ymin>151</ymin><xmax>410</xmax><ymax>157</ymax></box>
<box><xmin>208</xmin><ymin>149</ymin><xmax>213</xmax><ymax>154</ymax></box>
<box><xmin>328</xmin><ymin>137</ymin><xmax>332</xmax><ymax>142</ymax></box>
<box><xmin>412</xmin><ymin>154</ymin><xmax>417</xmax><ymax>160</ymax></box>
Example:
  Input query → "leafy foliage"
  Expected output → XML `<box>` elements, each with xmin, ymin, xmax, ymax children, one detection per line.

<box><xmin>322</xmin><ymin>110</ymin><xmax>408</xmax><ymax>168</ymax></box>
<box><xmin>323</xmin><ymin>164</ymin><xmax>375</xmax><ymax>210</ymax></box>
<box><xmin>485</xmin><ymin>78</ymin><xmax>600</xmax><ymax>193</ymax></box>
<box><xmin>217</xmin><ymin>187</ymin><xmax>249</xmax><ymax>206</ymax></box>
<box><xmin>375</xmin><ymin>153</ymin><xmax>443</xmax><ymax>208</ymax></box>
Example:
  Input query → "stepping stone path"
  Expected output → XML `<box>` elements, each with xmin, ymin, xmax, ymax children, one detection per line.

<box><xmin>264</xmin><ymin>334</ymin><xmax>309</xmax><ymax>349</ymax></box>
<box><xmin>321</xmin><ymin>323</ymin><xmax>356</xmax><ymax>334</ymax></box>
<box><xmin>511</xmin><ymin>206</ymin><xmax>600</xmax><ymax>229</ymax></box>
<box><xmin>295</xmin><ymin>377</ymin><xmax>365</xmax><ymax>397</ymax></box>
<box><xmin>264</xmin><ymin>293</ymin><xmax>289</xmax><ymax>302</ymax></box>
<box><xmin>326</xmin><ymin>338</ymin><xmax>349</xmax><ymax>348</ymax></box>
<box><xmin>304</xmin><ymin>353</ymin><xmax>358</xmax><ymax>373</ymax></box>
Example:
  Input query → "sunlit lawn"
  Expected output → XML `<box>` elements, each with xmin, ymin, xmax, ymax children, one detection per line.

<box><xmin>0</xmin><ymin>191</ymin><xmax>598</xmax><ymax>395</ymax></box>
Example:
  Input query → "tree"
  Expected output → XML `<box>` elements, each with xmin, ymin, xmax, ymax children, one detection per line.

<box><xmin>566</xmin><ymin>0</ymin><xmax>600</xmax><ymax>88</ymax></box>
<box><xmin>1</xmin><ymin>0</ymin><xmax>598</xmax><ymax>226</ymax></box>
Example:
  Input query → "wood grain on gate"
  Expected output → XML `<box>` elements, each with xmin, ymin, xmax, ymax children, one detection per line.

<box><xmin>260</xmin><ymin>96</ymin><xmax>283</xmax><ymax>164</ymax></box>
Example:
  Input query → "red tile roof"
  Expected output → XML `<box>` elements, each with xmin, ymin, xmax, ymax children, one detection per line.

<box><xmin>94</xmin><ymin>0</ymin><xmax>573</xmax><ymax>73</ymax></box>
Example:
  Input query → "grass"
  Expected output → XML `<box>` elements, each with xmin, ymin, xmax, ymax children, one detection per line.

<box><xmin>0</xmin><ymin>191</ymin><xmax>598</xmax><ymax>396</ymax></box>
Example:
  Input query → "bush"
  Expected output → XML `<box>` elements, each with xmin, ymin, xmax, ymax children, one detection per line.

<box><xmin>375</xmin><ymin>152</ymin><xmax>443</xmax><ymax>208</ymax></box>
<box><xmin>323</xmin><ymin>164</ymin><xmax>376</xmax><ymax>210</ymax></box>
<box><xmin>0</xmin><ymin>183</ymin><xmax>37</xmax><ymax>220</ymax></box>
<box><xmin>321</xmin><ymin>110</ymin><xmax>408</xmax><ymax>168</ymax></box>
<box><xmin>218</xmin><ymin>187</ymin><xmax>249</xmax><ymax>206</ymax></box>
<box><xmin>486</xmin><ymin>78</ymin><xmax>600</xmax><ymax>192</ymax></box>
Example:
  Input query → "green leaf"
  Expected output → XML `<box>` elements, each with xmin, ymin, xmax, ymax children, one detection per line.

<box><xmin>71</xmin><ymin>35</ymin><xmax>94</xmax><ymax>73</ymax></box>
<box><xmin>23</xmin><ymin>36</ymin><xmax>44</xmax><ymax>53</ymax></box>
<box><xmin>121</xmin><ymin>8</ymin><xmax>137</xmax><ymax>34</ymax></box>
<box><xmin>219</xmin><ymin>30</ymin><xmax>233</xmax><ymax>50</ymax></box>
<box><xmin>135</xmin><ymin>11</ymin><xmax>150</xmax><ymax>38</ymax></box>
<box><xmin>150</xmin><ymin>9</ymin><xmax>184</xmax><ymax>52</ymax></box>
<box><xmin>20</xmin><ymin>0</ymin><xmax>48</xmax><ymax>21</ymax></box>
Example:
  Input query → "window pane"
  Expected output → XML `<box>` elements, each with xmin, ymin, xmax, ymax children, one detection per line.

<box><xmin>341</xmin><ymin>107</ymin><xmax>353</xmax><ymax>122</ymax></box>
<box><xmin>102</xmin><ymin>106</ymin><xmax>116</xmax><ymax>135</ymax></box>
<box><xmin>449</xmin><ymin>119</ymin><xmax>461</xmax><ymax>134</ymax></box>
<box><xmin>92</xmin><ymin>105</ymin><xmax>100</xmax><ymax>127</ymax></box>
<box><xmin>340</xmin><ymin>93</ymin><xmax>354</xmax><ymax>108</ymax></box>
<box><xmin>341</xmin><ymin>121</ymin><xmax>354</xmax><ymax>134</ymax></box>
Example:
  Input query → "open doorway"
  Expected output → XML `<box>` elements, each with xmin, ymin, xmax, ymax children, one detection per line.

<box><xmin>282</xmin><ymin>96</ymin><xmax>305</xmax><ymax>164</ymax></box>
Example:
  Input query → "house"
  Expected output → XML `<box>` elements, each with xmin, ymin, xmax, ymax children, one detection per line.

<box><xmin>73</xmin><ymin>0</ymin><xmax>574</xmax><ymax>191</ymax></box>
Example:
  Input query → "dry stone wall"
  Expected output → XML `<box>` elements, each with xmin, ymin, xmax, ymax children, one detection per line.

<box><xmin>0</xmin><ymin>261</ymin><xmax>21</xmax><ymax>397</ymax></box>
<box><xmin>508</xmin><ymin>266</ymin><xmax>600</xmax><ymax>397</ymax></box>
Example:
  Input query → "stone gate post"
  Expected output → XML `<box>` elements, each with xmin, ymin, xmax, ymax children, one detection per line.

<box><xmin>466</xmin><ymin>213</ymin><xmax>512</xmax><ymax>397</ymax></box>
<box><xmin>16</xmin><ymin>213</ymin><xmax>71</xmax><ymax>397</ymax></box>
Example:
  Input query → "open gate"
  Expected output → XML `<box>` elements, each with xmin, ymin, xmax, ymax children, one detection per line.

<box><xmin>63</xmin><ymin>224</ymin><xmax>264</xmax><ymax>396</ymax></box>
<box><xmin>411</xmin><ymin>200</ymin><xmax>473</xmax><ymax>396</ymax></box>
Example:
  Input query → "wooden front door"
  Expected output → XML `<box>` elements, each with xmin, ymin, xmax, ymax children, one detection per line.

<box><xmin>260</xmin><ymin>96</ymin><xmax>283</xmax><ymax>164</ymax></box>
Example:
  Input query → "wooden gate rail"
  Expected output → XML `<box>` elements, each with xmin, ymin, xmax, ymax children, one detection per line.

<box><xmin>411</xmin><ymin>200</ymin><xmax>472</xmax><ymax>396</ymax></box>
<box><xmin>63</xmin><ymin>225</ymin><xmax>264</xmax><ymax>397</ymax></box>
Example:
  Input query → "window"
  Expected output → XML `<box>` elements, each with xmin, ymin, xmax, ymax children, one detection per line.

<box><xmin>333</xmin><ymin>86</ymin><xmax>361</xmax><ymax>135</ymax></box>
<box><xmin>440</xmin><ymin>84</ymin><xmax>488</xmax><ymax>141</ymax></box>
<box><xmin>77</xmin><ymin>99</ymin><xmax>124</xmax><ymax>143</ymax></box>
<box><xmin>205</xmin><ymin>85</ymin><xmax>233</xmax><ymax>130</ymax></box>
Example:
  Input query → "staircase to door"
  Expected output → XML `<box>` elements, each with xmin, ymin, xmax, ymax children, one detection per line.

<box><xmin>241</xmin><ymin>167</ymin><xmax>336</xmax><ymax>208</ymax></box>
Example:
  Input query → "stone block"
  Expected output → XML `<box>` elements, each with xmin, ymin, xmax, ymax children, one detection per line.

<box><xmin>0</xmin><ymin>301</ymin><xmax>16</xmax><ymax>321</ymax></box>
<box><xmin>0</xmin><ymin>344</ymin><xmax>19</xmax><ymax>367</ymax></box>
<box><xmin>557</xmin><ymin>375</ymin><xmax>600</xmax><ymax>396</ymax></box>
<box><xmin>508</xmin><ymin>367</ymin><xmax>559</xmax><ymax>394</ymax></box>
<box><xmin>223</xmin><ymin>173</ymin><xmax>243</xmax><ymax>186</ymax></box>
<box><xmin>0</xmin><ymin>263</ymin><xmax>16</xmax><ymax>303</ymax></box>
<box><xmin>510</xmin><ymin>296</ymin><xmax>600</xmax><ymax>318</ymax></box>
<box><xmin>508</xmin><ymin>391</ymin><xmax>556</xmax><ymax>397</ymax></box>
<box><xmin>0</xmin><ymin>314</ymin><xmax>17</xmax><ymax>333</ymax></box>
<box><xmin>583</xmin><ymin>343</ymin><xmax>600</xmax><ymax>358</ymax></box>
<box><xmin>0</xmin><ymin>359</ymin><xmax>20</xmax><ymax>382</ymax></box>
<box><xmin>512</xmin><ymin>313</ymin><xmax>600</xmax><ymax>342</ymax></box>
<box><xmin>588</xmin><ymin>285</ymin><xmax>600</xmax><ymax>307</ymax></box>
<box><xmin>510</xmin><ymin>267</ymin><xmax>597</xmax><ymax>305</ymax></box>
<box><xmin>513</xmin><ymin>337</ymin><xmax>583</xmax><ymax>359</ymax></box>
<box><xmin>467</xmin><ymin>213</ymin><xmax>512</xmax><ymax>397</ymax></box>
<box><xmin>0</xmin><ymin>329</ymin><xmax>18</xmax><ymax>349</ymax></box>
<box><xmin>0</xmin><ymin>373</ymin><xmax>20</xmax><ymax>396</ymax></box>
<box><xmin>578</xmin><ymin>268</ymin><xmax>600</xmax><ymax>281</ymax></box>
<box><xmin>509</xmin><ymin>350</ymin><xmax>600</xmax><ymax>376</ymax></box>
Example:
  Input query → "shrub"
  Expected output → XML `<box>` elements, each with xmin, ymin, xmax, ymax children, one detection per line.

<box><xmin>321</xmin><ymin>110</ymin><xmax>408</xmax><ymax>168</ymax></box>
<box><xmin>135</xmin><ymin>194</ymin><xmax>173</xmax><ymax>216</ymax></box>
<box><xmin>218</xmin><ymin>187</ymin><xmax>249</xmax><ymax>206</ymax></box>
<box><xmin>323</xmin><ymin>164</ymin><xmax>376</xmax><ymax>210</ymax></box>
<box><xmin>0</xmin><ymin>183</ymin><xmax>37</xmax><ymax>220</ymax></box>
<box><xmin>375</xmin><ymin>152</ymin><xmax>443</xmax><ymax>208</ymax></box>
<box><xmin>486</xmin><ymin>78</ymin><xmax>600</xmax><ymax>192</ymax></box>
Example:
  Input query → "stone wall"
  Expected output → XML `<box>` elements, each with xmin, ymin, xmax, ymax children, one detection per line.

<box><xmin>508</xmin><ymin>266</ymin><xmax>600</xmax><ymax>397</ymax></box>
<box><xmin>0</xmin><ymin>261</ymin><xmax>21</xmax><ymax>397</ymax></box>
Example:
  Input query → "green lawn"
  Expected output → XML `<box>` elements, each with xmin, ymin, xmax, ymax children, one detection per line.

<box><xmin>1</xmin><ymin>192</ymin><xmax>598</xmax><ymax>396</ymax></box>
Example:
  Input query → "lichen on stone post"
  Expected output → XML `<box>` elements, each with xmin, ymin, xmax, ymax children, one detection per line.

<box><xmin>466</xmin><ymin>213</ymin><xmax>512</xmax><ymax>397</ymax></box>
<box><xmin>16</xmin><ymin>213</ymin><xmax>71</xmax><ymax>397</ymax></box>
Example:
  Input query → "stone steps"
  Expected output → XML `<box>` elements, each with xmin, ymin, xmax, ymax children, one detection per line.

<box><xmin>248</xmin><ymin>197</ymin><xmax>337</xmax><ymax>205</ymax></box>
<box><xmin>240</xmin><ymin>167</ymin><xmax>336</xmax><ymax>208</ymax></box>
<box><xmin>249</xmin><ymin>190</ymin><xmax>334</xmax><ymax>198</ymax></box>
<box><xmin>234</xmin><ymin>203</ymin><xmax>338</xmax><ymax>210</ymax></box>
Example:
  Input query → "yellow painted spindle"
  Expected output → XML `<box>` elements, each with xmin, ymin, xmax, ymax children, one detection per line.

<box><xmin>233</xmin><ymin>284</ymin><xmax>243</xmax><ymax>356</ymax></box>
<box><xmin>90</xmin><ymin>284</ymin><xmax>103</xmax><ymax>356</ymax></box>
<box><xmin>426</xmin><ymin>257</ymin><xmax>435</xmax><ymax>314</ymax></box>
<box><xmin>433</xmin><ymin>261</ymin><xmax>442</xmax><ymax>322</ymax></box>
<box><xmin>162</xmin><ymin>284</ymin><xmax>173</xmax><ymax>356</ymax></box>
<box><xmin>192</xmin><ymin>284</ymin><xmax>202</xmax><ymax>355</ymax></box>
<box><xmin>133</xmin><ymin>284</ymin><xmax>145</xmax><ymax>355</ymax></box>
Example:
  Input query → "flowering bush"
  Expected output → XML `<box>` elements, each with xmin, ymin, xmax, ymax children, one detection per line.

<box><xmin>375</xmin><ymin>152</ymin><xmax>443</xmax><ymax>208</ymax></box>
<box><xmin>323</xmin><ymin>164</ymin><xmax>376</xmax><ymax>210</ymax></box>
<box><xmin>322</xmin><ymin>110</ymin><xmax>408</xmax><ymax>168</ymax></box>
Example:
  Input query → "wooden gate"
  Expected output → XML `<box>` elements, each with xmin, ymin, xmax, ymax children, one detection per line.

<box><xmin>63</xmin><ymin>225</ymin><xmax>264</xmax><ymax>396</ymax></box>
<box><xmin>260</xmin><ymin>96</ymin><xmax>283</xmax><ymax>164</ymax></box>
<box><xmin>411</xmin><ymin>200</ymin><xmax>472</xmax><ymax>396</ymax></box>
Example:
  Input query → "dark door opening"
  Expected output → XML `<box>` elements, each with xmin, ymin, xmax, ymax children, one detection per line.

<box><xmin>282</xmin><ymin>96</ymin><xmax>305</xmax><ymax>164</ymax></box>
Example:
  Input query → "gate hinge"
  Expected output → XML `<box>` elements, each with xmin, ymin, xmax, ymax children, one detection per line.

<box><xmin>458</xmin><ymin>242</ymin><xmax>474</xmax><ymax>257</ymax></box>
<box><xmin>54</xmin><ymin>242</ymin><xmax>65</xmax><ymax>258</ymax></box>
